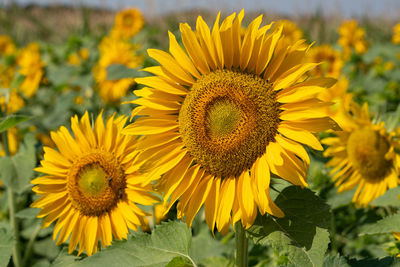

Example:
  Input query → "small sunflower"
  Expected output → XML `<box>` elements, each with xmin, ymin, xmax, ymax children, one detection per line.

<box><xmin>0</xmin><ymin>35</ymin><xmax>16</xmax><ymax>56</ymax></box>
<box><xmin>0</xmin><ymin>127</ymin><xmax>19</xmax><ymax>156</ymax></box>
<box><xmin>67</xmin><ymin>48</ymin><xmax>90</xmax><ymax>66</ymax></box>
<box><xmin>111</xmin><ymin>8</ymin><xmax>144</xmax><ymax>39</ymax></box>
<box><xmin>322</xmin><ymin>100</ymin><xmax>400</xmax><ymax>207</ymax></box>
<box><xmin>392</xmin><ymin>23</ymin><xmax>400</xmax><ymax>44</ymax></box>
<box><xmin>0</xmin><ymin>89</ymin><xmax>25</xmax><ymax>115</ymax></box>
<box><xmin>123</xmin><ymin>11</ymin><xmax>338</xmax><ymax>232</ymax></box>
<box><xmin>17</xmin><ymin>43</ymin><xmax>45</xmax><ymax>98</ymax></box>
<box><xmin>31</xmin><ymin>112</ymin><xmax>159</xmax><ymax>256</ymax></box>
<box><xmin>338</xmin><ymin>20</ymin><xmax>368</xmax><ymax>59</ymax></box>
<box><xmin>274</xmin><ymin>19</ymin><xmax>305</xmax><ymax>51</ymax></box>
<box><xmin>308</xmin><ymin>44</ymin><xmax>343</xmax><ymax>78</ymax></box>
<box><xmin>93</xmin><ymin>37</ymin><xmax>142</xmax><ymax>103</ymax></box>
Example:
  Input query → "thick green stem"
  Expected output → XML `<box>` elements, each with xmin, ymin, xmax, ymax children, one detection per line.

<box><xmin>8</xmin><ymin>188</ymin><xmax>21</xmax><ymax>267</ymax></box>
<box><xmin>2</xmin><ymin>131</ymin><xmax>21</xmax><ymax>267</ymax></box>
<box><xmin>21</xmin><ymin>223</ymin><xmax>41</xmax><ymax>267</ymax></box>
<box><xmin>235</xmin><ymin>221</ymin><xmax>248</xmax><ymax>267</ymax></box>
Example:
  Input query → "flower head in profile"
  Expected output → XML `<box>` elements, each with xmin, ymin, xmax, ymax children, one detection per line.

<box><xmin>123</xmin><ymin>11</ymin><xmax>339</xmax><ymax>232</ymax></box>
<box><xmin>322</xmin><ymin>100</ymin><xmax>400</xmax><ymax>207</ymax></box>
<box><xmin>111</xmin><ymin>8</ymin><xmax>144</xmax><ymax>39</ymax></box>
<box><xmin>17</xmin><ymin>43</ymin><xmax>45</xmax><ymax>98</ymax></box>
<box><xmin>93</xmin><ymin>37</ymin><xmax>143</xmax><ymax>103</ymax></box>
<box><xmin>338</xmin><ymin>20</ymin><xmax>368</xmax><ymax>59</ymax></box>
<box><xmin>31</xmin><ymin>112</ymin><xmax>159</xmax><ymax>256</ymax></box>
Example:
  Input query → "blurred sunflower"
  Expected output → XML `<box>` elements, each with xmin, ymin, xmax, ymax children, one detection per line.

<box><xmin>322</xmin><ymin>100</ymin><xmax>400</xmax><ymax>207</ymax></box>
<box><xmin>31</xmin><ymin>112</ymin><xmax>159</xmax><ymax>256</ymax></box>
<box><xmin>17</xmin><ymin>43</ymin><xmax>45</xmax><ymax>98</ymax></box>
<box><xmin>93</xmin><ymin>37</ymin><xmax>143</xmax><ymax>103</ymax></box>
<box><xmin>111</xmin><ymin>8</ymin><xmax>144</xmax><ymax>39</ymax></box>
<box><xmin>338</xmin><ymin>20</ymin><xmax>368</xmax><ymax>59</ymax></box>
<box><xmin>392</xmin><ymin>23</ymin><xmax>400</xmax><ymax>44</ymax></box>
<box><xmin>308</xmin><ymin>44</ymin><xmax>343</xmax><ymax>78</ymax></box>
<box><xmin>67</xmin><ymin>48</ymin><xmax>90</xmax><ymax>66</ymax></box>
<box><xmin>0</xmin><ymin>127</ymin><xmax>19</xmax><ymax>156</ymax></box>
<box><xmin>0</xmin><ymin>89</ymin><xmax>25</xmax><ymax>115</ymax></box>
<box><xmin>123</xmin><ymin>11</ymin><xmax>339</xmax><ymax>232</ymax></box>
<box><xmin>0</xmin><ymin>35</ymin><xmax>16</xmax><ymax>56</ymax></box>
<box><xmin>274</xmin><ymin>19</ymin><xmax>305</xmax><ymax>51</ymax></box>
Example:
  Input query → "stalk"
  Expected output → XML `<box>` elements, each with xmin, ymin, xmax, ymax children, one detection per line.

<box><xmin>235</xmin><ymin>221</ymin><xmax>248</xmax><ymax>267</ymax></box>
<box><xmin>2</xmin><ymin>130</ymin><xmax>22</xmax><ymax>267</ymax></box>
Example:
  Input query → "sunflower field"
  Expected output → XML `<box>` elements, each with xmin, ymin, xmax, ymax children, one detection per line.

<box><xmin>1</xmin><ymin>4</ymin><xmax>400</xmax><ymax>267</ymax></box>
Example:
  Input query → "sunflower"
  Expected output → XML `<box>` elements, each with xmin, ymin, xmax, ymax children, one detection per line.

<box><xmin>93</xmin><ymin>37</ymin><xmax>143</xmax><ymax>103</ymax></box>
<box><xmin>0</xmin><ymin>35</ymin><xmax>16</xmax><ymax>56</ymax></box>
<box><xmin>338</xmin><ymin>20</ymin><xmax>368</xmax><ymax>59</ymax></box>
<box><xmin>0</xmin><ymin>127</ymin><xmax>19</xmax><ymax>156</ymax></box>
<box><xmin>274</xmin><ymin>19</ymin><xmax>305</xmax><ymax>51</ymax></box>
<box><xmin>308</xmin><ymin>44</ymin><xmax>343</xmax><ymax>78</ymax></box>
<box><xmin>0</xmin><ymin>89</ymin><xmax>25</xmax><ymax>115</ymax></box>
<box><xmin>111</xmin><ymin>8</ymin><xmax>144</xmax><ymax>39</ymax></box>
<box><xmin>17</xmin><ymin>43</ymin><xmax>45</xmax><ymax>98</ymax></box>
<box><xmin>31</xmin><ymin>112</ymin><xmax>159</xmax><ymax>256</ymax></box>
<box><xmin>392</xmin><ymin>23</ymin><xmax>400</xmax><ymax>44</ymax></box>
<box><xmin>68</xmin><ymin>48</ymin><xmax>90</xmax><ymax>66</ymax></box>
<box><xmin>123</xmin><ymin>11</ymin><xmax>339</xmax><ymax>232</ymax></box>
<box><xmin>322</xmin><ymin>100</ymin><xmax>400</xmax><ymax>207</ymax></box>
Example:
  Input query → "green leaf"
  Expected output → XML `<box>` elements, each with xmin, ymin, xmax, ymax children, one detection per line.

<box><xmin>370</xmin><ymin>187</ymin><xmax>400</xmax><ymax>207</ymax></box>
<box><xmin>51</xmin><ymin>248</ymin><xmax>81</xmax><ymax>267</ymax></box>
<box><xmin>200</xmin><ymin>257</ymin><xmax>233</xmax><ymax>267</ymax></box>
<box><xmin>106</xmin><ymin>64</ymin><xmax>140</xmax><ymax>80</ymax></box>
<box><xmin>347</xmin><ymin>256</ymin><xmax>400</xmax><ymax>267</ymax></box>
<box><xmin>47</xmin><ymin>65</ymin><xmax>78</xmax><ymax>86</ymax></box>
<box><xmin>34</xmin><ymin>237</ymin><xmax>61</xmax><ymax>259</ymax></box>
<box><xmin>75</xmin><ymin>221</ymin><xmax>196</xmax><ymax>267</ymax></box>
<box><xmin>165</xmin><ymin>257</ymin><xmax>192</xmax><ymax>267</ymax></box>
<box><xmin>322</xmin><ymin>255</ymin><xmax>350</xmax><ymax>267</ymax></box>
<box><xmin>326</xmin><ymin>188</ymin><xmax>355</xmax><ymax>209</ymax></box>
<box><xmin>190</xmin><ymin>226</ymin><xmax>230</xmax><ymax>264</ymax></box>
<box><xmin>0</xmin><ymin>115</ymin><xmax>31</xmax><ymax>133</ymax></box>
<box><xmin>248</xmin><ymin>186</ymin><xmax>331</xmax><ymax>267</ymax></box>
<box><xmin>0</xmin><ymin>227</ymin><xmax>14</xmax><ymax>267</ymax></box>
<box><xmin>15</xmin><ymin>208</ymin><xmax>40</xmax><ymax>219</ymax></box>
<box><xmin>0</xmin><ymin>134</ymin><xmax>36</xmax><ymax>194</ymax></box>
<box><xmin>361</xmin><ymin>213</ymin><xmax>400</xmax><ymax>235</ymax></box>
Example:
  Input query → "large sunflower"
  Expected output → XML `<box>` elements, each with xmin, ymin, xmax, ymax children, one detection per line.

<box><xmin>322</xmin><ymin>100</ymin><xmax>400</xmax><ymax>207</ymax></box>
<box><xmin>31</xmin><ymin>112</ymin><xmax>159</xmax><ymax>256</ymax></box>
<box><xmin>123</xmin><ymin>11</ymin><xmax>338</xmax><ymax>232</ymax></box>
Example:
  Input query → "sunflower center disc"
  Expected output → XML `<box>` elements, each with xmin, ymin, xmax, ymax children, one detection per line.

<box><xmin>179</xmin><ymin>70</ymin><xmax>280</xmax><ymax>178</ymax></box>
<box><xmin>123</xmin><ymin>15</ymin><xmax>133</xmax><ymax>26</ymax></box>
<box><xmin>67</xmin><ymin>151</ymin><xmax>126</xmax><ymax>216</ymax></box>
<box><xmin>347</xmin><ymin>128</ymin><xmax>392</xmax><ymax>181</ymax></box>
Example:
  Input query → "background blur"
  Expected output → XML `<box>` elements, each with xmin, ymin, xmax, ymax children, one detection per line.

<box><xmin>0</xmin><ymin>0</ymin><xmax>399</xmax><ymax>45</ymax></box>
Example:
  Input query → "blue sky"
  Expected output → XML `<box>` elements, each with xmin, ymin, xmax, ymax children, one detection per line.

<box><xmin>10</xmin><ymin>0</ymin><xmax>400</xmax><ymax>18</ymax></box>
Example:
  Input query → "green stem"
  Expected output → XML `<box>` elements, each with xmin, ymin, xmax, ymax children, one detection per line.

<box><xmin>8</xmin><ymin>188</ymin><xmax>21</xmax><ymax>267</ymax></box>
<box><xmin>235</xmin><ymin>222</ymin><xmax>248</xmax><ymax>267</ymax></box>
<box><xmin>2</xmin><ymin>131</ymin><xmax>21</xmax><ymax>267</ymax></box>
<box><xmin>21</xmin><ymin>223</ymin><xmax>41</xmax><ymax>267</ymax></box>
